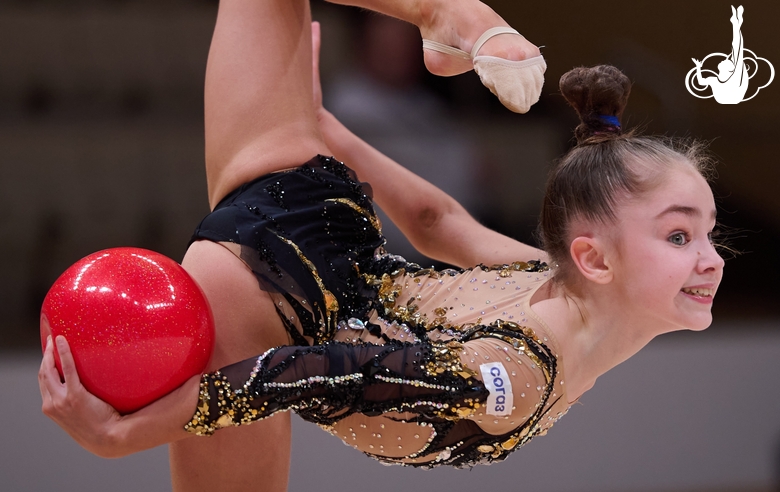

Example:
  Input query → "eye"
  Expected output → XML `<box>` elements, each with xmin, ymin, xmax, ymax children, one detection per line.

<box><xmin>668</xmin><ymin>232</ymin><xmax>688</xmax><ymax>246</ymax></box>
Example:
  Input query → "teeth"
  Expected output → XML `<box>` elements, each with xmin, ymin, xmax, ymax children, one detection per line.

<box><xmin>682</xmin><ymin>287</ymin><xmax>713</xmax><ymax>297</ymax></box>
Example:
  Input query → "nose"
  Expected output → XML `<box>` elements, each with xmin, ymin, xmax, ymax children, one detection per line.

<box><xmin>697</xmin><ymin>240</ymin><xmax>725</xmax><ymax>275</ymax></box>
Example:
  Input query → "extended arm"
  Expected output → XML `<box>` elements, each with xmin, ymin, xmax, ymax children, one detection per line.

<box><xmin>692</xmin><ymin>58</ymin><xmax>710</xmax><ymax>87</ymax></box>
<box><xmin>312</xmin><ymin>23</ymin><xmax>546</xmax><ymax>268</ymax></box>
<box><xmin>317</xmin><ymin>110</ymin><xmax>545</xmax><ymax>267</ymax></box>
<box><xmin>185</xmin><ymin>323</ymin><xmax>554</xmax><ymax>441</ymax></box>
<box><xmin>185</xmin><ymin>339</ymin><xmax>487</xmax><ymax>435</ymax></box>
<box><xmin>39</xmin><ymin>318</ymin><xmax>551</xmax><ymax>459</ymax></box>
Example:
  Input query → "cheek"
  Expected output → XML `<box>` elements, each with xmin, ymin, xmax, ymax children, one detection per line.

<box><xmin>614</xmin><ymin>235</ymin><xmax>658</xmax><ymax>275</ymax></box>
<box><xmin>616</xmin><ymin>240</ymin><xmax>681</xmax><ymax>295</ymax></box>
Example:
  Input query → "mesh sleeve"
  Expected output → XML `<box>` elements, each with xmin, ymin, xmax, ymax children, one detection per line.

<box><xmin>184</xmin><ymin>340</ymin><xmax>488</xmax><ymax>436</ymax></box>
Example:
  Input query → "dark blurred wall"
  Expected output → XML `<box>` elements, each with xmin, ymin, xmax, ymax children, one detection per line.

<box><xmin>0</xmin><ymin>2</ymin><xmax>216</xmax><ymax>347</ymax></box>
<box><xmin>1</xmin><ymin>0</ymin><xmax>778</xmax><ymax>348</ymax></box>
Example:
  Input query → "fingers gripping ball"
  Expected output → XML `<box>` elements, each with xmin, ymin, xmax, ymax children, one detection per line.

<box><xmin>40</xmin><ymin>248</ymin><xmax>215</xmax><ymax>414</ymax></box>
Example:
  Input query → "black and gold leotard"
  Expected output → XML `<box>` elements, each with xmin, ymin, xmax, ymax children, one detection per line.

<box><xmin>185</xmin><ymin>155</ymin><xmax>571</xmax><ymax>468</ymax></box>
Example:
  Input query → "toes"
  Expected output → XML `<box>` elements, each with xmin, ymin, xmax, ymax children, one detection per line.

<box><xmin>477</xmin><ymin>32</ymin><xmax>540</xmax><ymax>63</ymax></box>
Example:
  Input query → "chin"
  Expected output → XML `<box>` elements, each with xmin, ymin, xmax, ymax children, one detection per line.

<box><xmin>657</xmin><ymin>315</ymin><xmax>711</xmax><ymax>335</ymax></box>
<box><xmin>688</xmin><ymin>320</ymin><xmax>712</xmax><ymax>332</ymax></box>
<box><xmin>682</xmin><ymin>312</ymin><xmax>714</xmax><ymax>332</ymax></box>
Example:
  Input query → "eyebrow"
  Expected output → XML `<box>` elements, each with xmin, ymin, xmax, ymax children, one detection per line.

<box><xmin>655</xmin><ymin>205</ymin><xmax>717</xmax><ymax>220</ymax></box>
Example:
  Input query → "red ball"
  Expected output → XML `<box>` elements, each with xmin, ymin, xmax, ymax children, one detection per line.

<box><xmin>41</xmin><ymin>247</ymin><xmax>214</xmax><ymax>414</ymax></box>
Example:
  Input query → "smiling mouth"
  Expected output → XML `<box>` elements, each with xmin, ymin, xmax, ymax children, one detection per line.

<box><xmin>681</xmin><ymin>287</ymin><xmax>714</xmax><ymax>298</ymax></box>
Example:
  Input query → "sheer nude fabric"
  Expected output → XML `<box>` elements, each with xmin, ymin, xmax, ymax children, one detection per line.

<box><xmin>330</xmin><ymin>265</ymin><xmax>571</xmax><ymax>464</ymax></box>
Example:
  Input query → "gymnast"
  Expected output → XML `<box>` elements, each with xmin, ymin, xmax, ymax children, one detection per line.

<box><xmin>38</xmin><ymin>0</ymin><xmax>724</xmax><ymax>490</ymax></box>
<box><xmin>692</xmin><ymin>5</ymin><xmax>748</xmax><ymax>104</ymax></box>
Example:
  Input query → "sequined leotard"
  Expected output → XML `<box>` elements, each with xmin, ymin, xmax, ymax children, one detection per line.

<box><xmin>185</xmin><ymin>155</ymin><xmax>571</xmax><ymax>468</ymax></box>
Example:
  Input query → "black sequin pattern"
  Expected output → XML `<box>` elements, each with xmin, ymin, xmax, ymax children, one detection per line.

<box><xmin>184</xmin><ymin>315</ymin><xmax>557</xmax><ymax>468</ymax></box>
<box><xmin>186</xmin><ymin>339</ymin><xmax>490</xmax><ymax>434</ymax></box>
<box><xmin>191</xmin><ymin>155</ymin><xmax>385</xmax><ymax>344</ymax></box>
<box><xmin>187</xmin><ymin>156</ymin><xmax>561</xmax><ymax>469</ymax></box>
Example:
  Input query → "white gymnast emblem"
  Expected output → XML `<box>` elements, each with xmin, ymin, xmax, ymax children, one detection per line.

<box><xmin>685</xmin><ymin>5</ymin><xmax>774</xmax><ymax>104</ymax></box>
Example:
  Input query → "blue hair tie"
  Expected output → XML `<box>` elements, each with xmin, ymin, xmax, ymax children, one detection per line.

<box><xmin>597</xmin><ymin>115</ymin><xmax>620</xmax><ymax>126</ymax></box>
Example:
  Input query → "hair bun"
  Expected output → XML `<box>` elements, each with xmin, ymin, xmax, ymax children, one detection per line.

<box><xmin>559</xmin><ymin>65</ymin><xmax>631</xmax><ymax>143</ymax></box>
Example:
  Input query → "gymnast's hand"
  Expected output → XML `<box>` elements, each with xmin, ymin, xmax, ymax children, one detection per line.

<box><xmin>39</xmin><ymin>333</ymin><xmax>201</xmax><ymax>458</ymax></box>
<box><xmin>38</xmin><ymin>335</ymin><xmax>125</xmax><ymax>458</ymax></box>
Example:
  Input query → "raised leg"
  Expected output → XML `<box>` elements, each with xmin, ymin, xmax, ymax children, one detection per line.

<box><xmin>728</xmin><ymin>5</ymin><xmax>745</xmax><ymax>73</ymax></box>
<box><xmin>327</xmin><ymin>0</ymin><xmax>541</xmax><ymax>75</ymax></box>
<box><xmin>326</xmin><ymin>0</ymin><xmax>544</xmax><ymax>112</ymax></box>
<box><xmin>204</xmin><ymin>0</ymin><xmax>330</xmax><ymax>208</ymax></box>
<box><xmin>182</xmin><ymin>1</ymin><xmax>335</xmax><ymax>488</ymax></box>
<box><xmin>205</xmin><ymin>0</ymin><xmax>544</xmax><ymax>210</ymax></box>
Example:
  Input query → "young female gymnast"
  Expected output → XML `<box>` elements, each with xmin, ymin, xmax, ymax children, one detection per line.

<box><xmin>39</xmin><ymin>0</ymin><xmax>723</xmax><ymax>489</ymax></box>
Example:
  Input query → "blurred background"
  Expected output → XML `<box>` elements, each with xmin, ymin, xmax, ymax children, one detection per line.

<box><xmin>1</xmin><ymin>0</ymin><xmax>778</xmax><ymax>490</ymax></box>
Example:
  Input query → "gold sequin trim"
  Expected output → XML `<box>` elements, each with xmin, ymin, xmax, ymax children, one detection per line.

<box><xmin>274</xmin><ymin>233</ymin><xmax>339</xmax><ymax>340</ymax></box>
<box><xmin>325</xmin><ymin>198</ymin><xmax>382</xmax><ymax>232</ymax></box>
<box><xmin>184</xmin><ymin>372</ymin><xmax>263</xmax><ymax>436</ymax></box>
<box><xmin>484</xmin><ymin>261</ymin><xmax>549</xmax><ymax>277</ymax></box>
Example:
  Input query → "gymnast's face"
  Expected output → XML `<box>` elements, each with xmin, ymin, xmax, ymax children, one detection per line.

<box><xmin>608</xmin><ymin>164</ymin><xmax>724</xmax><ymax>332</ymax></box>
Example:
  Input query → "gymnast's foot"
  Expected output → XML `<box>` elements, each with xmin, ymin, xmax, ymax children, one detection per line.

<box><xmin>418</xmin><ymin>0</ymin><xmax>540</xmax><ymax>75</ymax></box>
<box><xmin>730</xmin><ymin>5</ymin><xmax>744</xmax><ymax>28</ymax></box>
<box><xmin>417</xmin><ymin>0</ymin><xmax>545</xmax><ymax>113</ymax></box>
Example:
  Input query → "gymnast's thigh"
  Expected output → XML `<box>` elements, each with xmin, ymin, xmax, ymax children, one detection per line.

<box><xmin>170</xmin><ymin>240</ymin><xmax>292</xmax><ymax>491</ymax></box>
<box><xmin>181</xmin><ymin>240</ymin><xmax>290</xmax><ymax>365</ymax></box>
<box><xmin>170</xmin><ymin>416</ymin><xmax>291</xmax><ymax>492</ymax></box>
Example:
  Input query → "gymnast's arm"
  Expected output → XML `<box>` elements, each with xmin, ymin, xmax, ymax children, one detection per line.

<box><xmin>39</xmin><ymin>324</ymin><xmax>543</xmax><ymax>457</ymax></box>
<box><xmin>692</xmin><ymin>59</ymin><xmax>709</xmax><ymax>87</ymax></box>
<box><xmin>39</xmin><ymin>334</ymin><xmax>197</xmax><ymax>458</ymax></box>
<box><xmin>181</xmin><ymin>328</ymin><xmax>551</xmax><ymax>442</ymax></box>
<box><xmin>311</xmin><ymin>23</ymin><xmax>546</xmax><ymax>268</ymax></box>
<box><xmin>40</xmin><ymin>330</ymin><xmax>485</xmax><ymax>456</ymax></box>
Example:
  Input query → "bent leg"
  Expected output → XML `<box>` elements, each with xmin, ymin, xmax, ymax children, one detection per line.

<box><xmin>171</xmin><ymin>241</ymin><xmax>293</xmax><ymax>492</ymax></box>
<box><xmin>170</xmin><ymin>421</ymin><xmax>291</xmax><ymax>492</ymax></box>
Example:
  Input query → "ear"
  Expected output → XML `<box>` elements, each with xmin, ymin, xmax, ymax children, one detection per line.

<box><xmin>569</xmin><ymin>236</ymin><xmax>613</xmax><ymax>284</ymax></box>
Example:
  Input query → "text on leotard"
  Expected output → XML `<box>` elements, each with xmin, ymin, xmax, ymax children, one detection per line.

<box><xmin>479</xmin><ymin>362</ymin><xmax>513</xmax><ymax>417</ymax></box>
